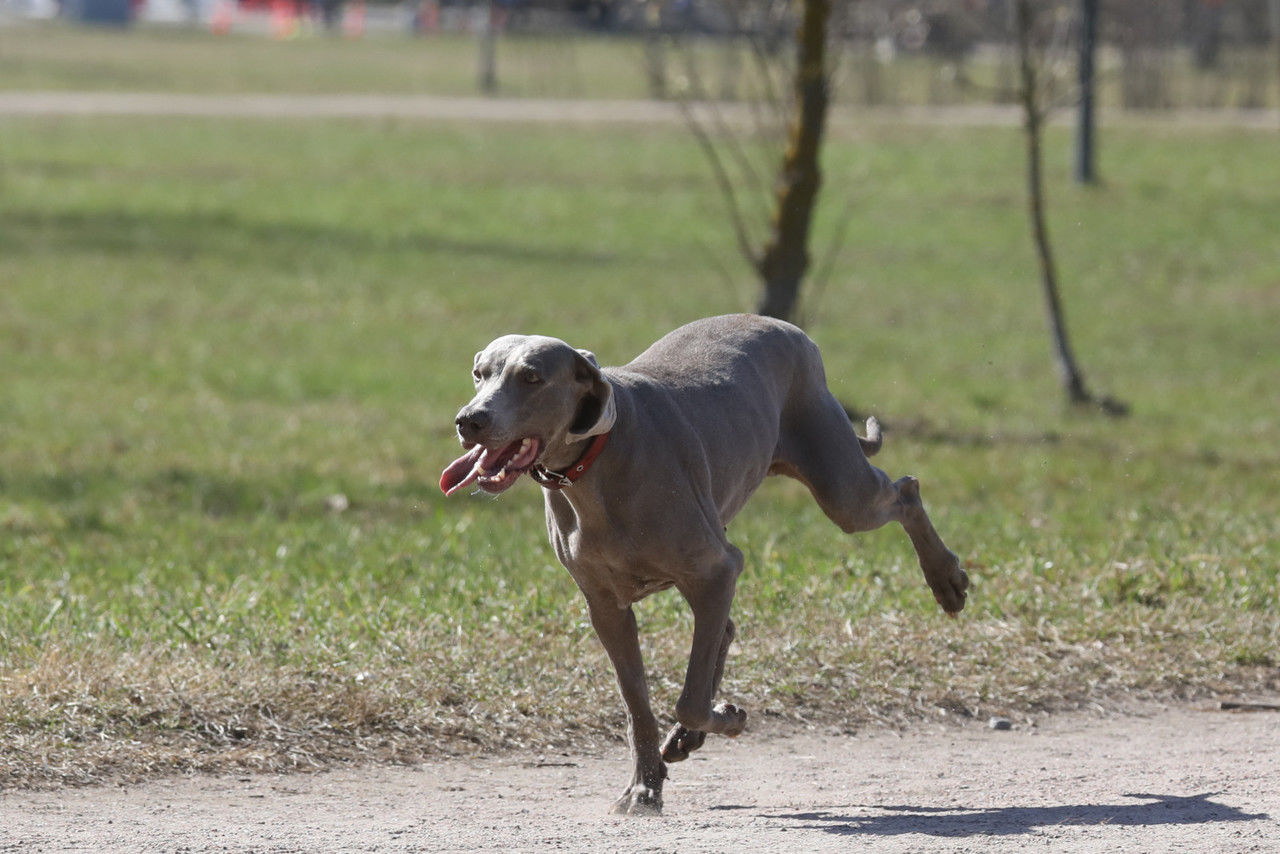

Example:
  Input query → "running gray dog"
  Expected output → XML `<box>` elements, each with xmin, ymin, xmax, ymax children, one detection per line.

<box><xmin>440</xmin><ymin>314</ymin><xmax>968</xmax><ymax>815</ymax></box>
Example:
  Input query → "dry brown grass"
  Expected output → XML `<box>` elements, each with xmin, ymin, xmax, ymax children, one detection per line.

<box><xmin>6</xmin><ymin>599</ymin><xmax>1277</xmax><ymax>790</ymax></box>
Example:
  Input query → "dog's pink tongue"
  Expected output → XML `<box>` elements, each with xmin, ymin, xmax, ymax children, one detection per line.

<box><xmin>440</xmin><ymin>445</ymin><xmax>484</xmax><ymax>496</ymax></box>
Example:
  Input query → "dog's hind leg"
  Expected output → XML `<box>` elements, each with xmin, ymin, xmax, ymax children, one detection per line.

<box><xmin>776</xmin><ymin>393</ymin><xmax>969</xmax><ymax>614</ymax></box>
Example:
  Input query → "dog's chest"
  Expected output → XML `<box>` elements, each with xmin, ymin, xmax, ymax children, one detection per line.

<box><xmin>556</xmin><ymin>534</ymin><xmax>678</xmax><ymax>605</ymax></box>
<box><xmin>586</xmin><ymin>567</ymin><xmax>676</xmax><ymax>608</ymax></box>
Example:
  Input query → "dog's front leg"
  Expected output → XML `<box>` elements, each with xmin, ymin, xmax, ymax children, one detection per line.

<box><xmin>585</xmin><ymin>595</ymin><xmax>665</xmax><ymax>815</ymax></box>
<box><xmin>663</xmin><ymin>550</ymin><xmax>747</xmax><ymax>762</ymax></box>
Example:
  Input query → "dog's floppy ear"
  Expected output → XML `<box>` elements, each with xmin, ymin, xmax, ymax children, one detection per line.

<box><xmin>567</xmin><ymin>349</ymin><xmax>616</xmax><ymax>439</ymax></box>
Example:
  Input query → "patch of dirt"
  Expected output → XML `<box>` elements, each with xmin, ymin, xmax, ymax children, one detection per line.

<box><xmin>3</xmin><ymin>701</ymin><xmax>1278</xmax><ymax>853</ymax></box>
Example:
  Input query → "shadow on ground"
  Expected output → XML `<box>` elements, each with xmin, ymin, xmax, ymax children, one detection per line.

<box><xmin>716</xmin><ymin>793</ymin><xmax>1269</xmax><ymax>838</ymax></box>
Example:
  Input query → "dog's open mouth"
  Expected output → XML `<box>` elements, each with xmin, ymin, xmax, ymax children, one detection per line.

<box><xmin>439</xmin><ymin>437</ymin><xmax>542</xmax><ymax>496</ymax></box>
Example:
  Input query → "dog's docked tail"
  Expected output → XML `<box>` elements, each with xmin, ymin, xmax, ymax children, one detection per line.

<box><xmin>858</xmin><ymin>416</ymin><xmax>883</xmax><ymax>457</ymax></box>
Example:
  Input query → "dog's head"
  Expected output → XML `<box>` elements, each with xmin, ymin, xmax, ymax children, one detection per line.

<box><xmin>440</xmin><ymin>334</ymin><xmax>615</xmax><ymax>496</ymax></box>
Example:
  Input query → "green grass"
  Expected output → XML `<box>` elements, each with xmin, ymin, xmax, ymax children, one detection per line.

<box><xmin>0</xmin><ymin>22</ymin><xmax>667</xmax><ymax>99</ymax></box>
<box><xmin>1</xmin><ymin>108</ymin><xmax>1278</xmax><ymax>787</ymax></box>
<box><xmin>0</xmin><ymin>23</ymin><xmax>649</xmax><ymax>98</ymax></box>
<box><xmin>3</xmin><ymin>22</ymin><xmax>1278</xmax><ymax>109</ymax></box>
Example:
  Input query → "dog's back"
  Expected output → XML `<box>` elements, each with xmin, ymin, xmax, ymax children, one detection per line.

<box><xmin>599</xmin><ymin>314</ymin><xmax>826</xmax><ymax>524</ymax></box>
<box><xmin>622</xmin><ymin>314</ymin><xmax>815</xmax><ymax>389</ymax></box>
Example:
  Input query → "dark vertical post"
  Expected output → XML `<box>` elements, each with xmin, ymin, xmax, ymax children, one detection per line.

<box><xmin>478</xmin><ymin>0</ymin><xmax>498</xmax><ymax>94</ymax></box>
<box><xmin>1271</xmin><ymin>0</ymin><xmax>1280</xmax><ymax>124</ymax></box>
<box><xmin>1075</xmin><ymin>0</ymin><xmax>1099</xmax><ymax>184</ymax></box>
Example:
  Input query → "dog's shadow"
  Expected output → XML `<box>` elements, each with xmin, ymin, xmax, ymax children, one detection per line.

<box><xmin>714</xmin><ymin>793</ymin><xmax>1269</xmax><ymax>838</ymax></box>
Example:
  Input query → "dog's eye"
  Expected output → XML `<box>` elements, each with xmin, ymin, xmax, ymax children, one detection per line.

<box><xmin>522</xmin><ymin>371</ymin><xmax>543</xmax><ymax>385</ymax></box>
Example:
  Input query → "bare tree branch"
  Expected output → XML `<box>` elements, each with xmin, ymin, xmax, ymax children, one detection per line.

<box><xmin>678</xmin><ymin>55</ymin><xmax>776</xmax><ymax>226</ymax></box>
<box><xmin>800</xmin><ymin>188</ymin><xmax>858</xmax><ymax>328</ymax></box>
<box><xmin>677</xmin><ymin>98</ymin><xmax>764</xmax><ymax>268</ymax></box>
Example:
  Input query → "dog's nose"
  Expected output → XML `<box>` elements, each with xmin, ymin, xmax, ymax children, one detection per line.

<box><xmin>455</xmin><ymin>409</ymin><xmax>492</xmax><ymax>443</ymax></box>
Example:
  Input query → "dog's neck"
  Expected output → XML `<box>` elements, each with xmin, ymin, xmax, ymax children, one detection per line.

<box><xmin>530</xmin><ymin>432</ymin><xmax>610</xmax><ymax>490</ymax></box>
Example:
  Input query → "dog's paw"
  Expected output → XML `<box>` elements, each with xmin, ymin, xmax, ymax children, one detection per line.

<box><xmin>660</xmin><ymin>724</ymin><xmax>705</xmax><ymax>763</ymax></box>
<box><xmin>928</xmin><ymin>552</ymin><xmax>969</xmax><ymax>615</ymax></box>
<box><xmin>713</xmin><ymin>701</ymin><xmax>748</xmax><ymax>737</ymax></box>
<box><xmin>611</xmin><ymin>785</ymin><xmax>662</xmax><ymax>816</ymax></box>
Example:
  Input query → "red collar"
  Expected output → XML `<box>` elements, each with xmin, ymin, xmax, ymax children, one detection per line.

<box><xmin>530</xmin><ymin>432</ymin><xmax>611</xmax><ymax>490</ymax></box>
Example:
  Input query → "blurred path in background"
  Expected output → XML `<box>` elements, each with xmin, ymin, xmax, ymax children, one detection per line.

<box><xmin>2</xmin><ymin>91</ymin><xmax>1277</xmax><ymax>129</ymax></box>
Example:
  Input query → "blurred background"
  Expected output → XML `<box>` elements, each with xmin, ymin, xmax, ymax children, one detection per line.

<box><xmin>2</xmin><ymin>0</ymin><xmax>1277</xmax><ymax>109</ymax></box>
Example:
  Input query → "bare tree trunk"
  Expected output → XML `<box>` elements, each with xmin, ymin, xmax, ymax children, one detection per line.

<box><xmin>1014</xmin><ymin>0</ymin><xmax>1125</xmax><ymax>414</ymax></box>
<box><xmin>642</xmin><ymin>0</ymin><xmax>667</xmax><ymax>99</ymax></box>
<box><xmin>756</xmin><ymin>0</ymin><xmax>831</xmax><ymax>322</ymax></box>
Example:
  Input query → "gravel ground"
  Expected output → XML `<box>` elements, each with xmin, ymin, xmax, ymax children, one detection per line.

<box><xmin>3</xmin><ymin>701</ymin><xmax>1278</xmax><ymax>853</ymax></box>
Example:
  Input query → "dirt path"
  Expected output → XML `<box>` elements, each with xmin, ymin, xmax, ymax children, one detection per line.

<box><xmin>3</xmin><ymin>702</ymin><xmax>1278</xmax><ymax>853</ymax></box>
<box><xmin>1</xmin><ymin>92</ymin><xmax>1277</xmax><ymax>130</ymax></box>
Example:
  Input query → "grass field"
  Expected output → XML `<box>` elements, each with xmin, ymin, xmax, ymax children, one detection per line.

<box><xmin>1</xmin><ymin>44</ymin><xmax>1278</xmax><ymax>786</ymax></box>
<box><xmin>2</xmin><ymin>22</ymin><xmax>1278</xmax><ymax>109</ymax></box>
<box><xmin>0</xmin><ymin>22</ymin><xmax>642</xmax><ymax>98</ymax></box>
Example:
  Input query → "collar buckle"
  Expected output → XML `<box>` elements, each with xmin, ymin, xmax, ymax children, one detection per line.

<box><xmin>530</xmin><ymin>431</ymin><xmax>610</xmax><ymax>491</ymax></box>
<box><xmin>530</xmin><ymin>466</ymin><xmax>574</xmax><ymax>488</ymax></box>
